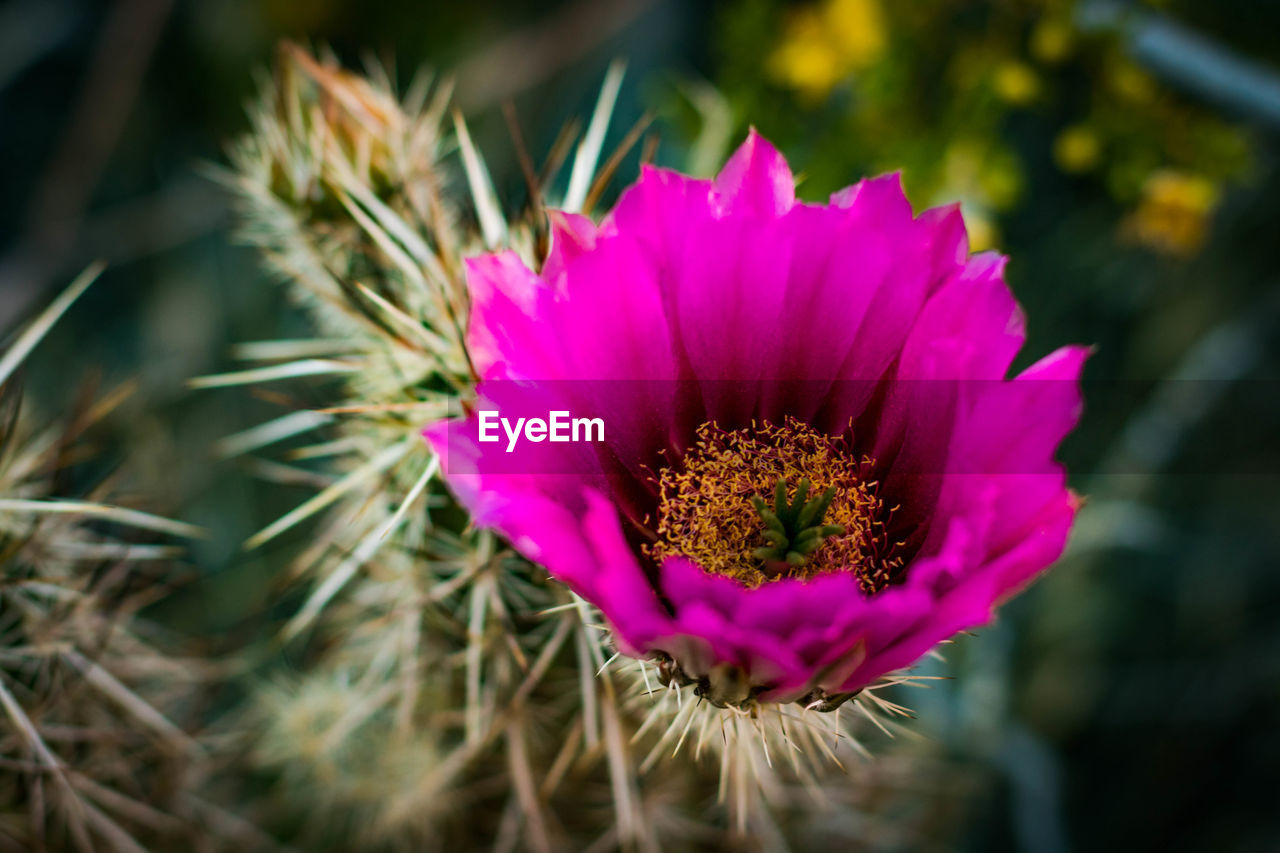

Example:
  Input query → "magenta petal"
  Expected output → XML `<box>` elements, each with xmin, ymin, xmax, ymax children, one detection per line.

<box><xmin>542</xmin><ymin>210</ymin><xmax>597</xmax><ymax>283</ymax></box>
<box><xmin>421</xmin><ymin>432</ymin><xmax>672</xmax><ymax>654</ymax></box>
<box><xmin>930</xmin><ymin>344</ymin><xmax>1087</xmax><ymax>555</ymax></box>
<box><xmin>712</xmin><ymin>127</ymin><xmax>796</xmax><ymax>217</ymax></box>
<box><xmin>916</xmin><ymin>202</ymin><xmax>970</xmax><ymax>274</ymax></box>
<box><xmin>668</xmin><ymin>215</ymin><xmax>794</xmax><ymax>422</ymax></box>
<box><xmin>830</xmin><ymin>172</ymin><xmax>914</xmax><ymax>224</ymax></box>
<box><xmin>862</xmin><ymin>246</ymin><xmax>1026</xmax><ymax>499</ymax></box>
<box><xmin>656</xmin><ymin>558</ymin><xmax>832</xmax><ymax>693</ymax></box>
<box><xmin>655</xmin><ymin>557</ymin><xmax>947</xmax><ymax>700</ymax></box>
<box><xmin>604</xmin><ymin>164</ymin><xmax>715</xmax><ymax>261</ymax></box>
<box><xmin>464</xmin><ymin>252</ymin><xmax>559</xmax><ymax>380</ymax></box>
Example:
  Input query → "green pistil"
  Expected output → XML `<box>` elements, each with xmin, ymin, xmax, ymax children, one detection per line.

<box><xmin>751</xmin><ymin>478</ymin><xmax>845</xmax><ymax>571</ymax></box>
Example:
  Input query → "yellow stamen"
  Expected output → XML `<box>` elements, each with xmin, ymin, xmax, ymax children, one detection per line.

<box><xmin>647</xmin><ymin>418</ymin><xmax>900</xmax><ymax>592</ymax></box>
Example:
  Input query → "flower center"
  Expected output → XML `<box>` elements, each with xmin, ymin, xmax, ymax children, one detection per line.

<box><xmin>647</xmin><ymin>418</ymin><xmax>900</xmax><ymax>592</ymax></box>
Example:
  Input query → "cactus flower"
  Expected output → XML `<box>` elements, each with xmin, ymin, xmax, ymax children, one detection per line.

<box><xmin>427</xmin><ymin>130</ymin><xmax>1085</xmax><ymax>709</ymax></box>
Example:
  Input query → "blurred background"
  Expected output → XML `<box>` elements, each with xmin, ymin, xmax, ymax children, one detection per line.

<box><xmin>2</xmin><ymin>0</ymin><xmax>1278</xmax><ymax>850</ymax></box>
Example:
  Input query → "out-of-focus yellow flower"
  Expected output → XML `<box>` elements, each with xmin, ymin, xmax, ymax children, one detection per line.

<box><xmin>981</xmin><ymin>157</ymin><xmax>1023</xmax><ymax>210</ymax></box>
<box><xmin>826</xmin><ymin>0</ymin><xmax>885</xmax><ymax>62</ymax></box>
<box><xmin>943</xmin><ymin>140</ymin><xmax>1023</xmax><ymax>211</ymax></box>
<box><xmin>768</xmin><ymin>0</ymin><xmax>886</xmax><ymax>98</ymax></box>
<box><xmin>962</xmin><ymin>204</ymin><xmax>999</xmax><ymax>252</ymax></box>
<box><xmin>993</xmin><ymin>60</ymin><xmax>1041</xmax><ymax>105</ymax></box>
<box><xmin>768</xmin><ymin>11</ymin><xmax>846</xmax><ymax>97</ymax></box>
<box><xmin>1125</xmin><ymin>170</ymin><xmax>1220</xmax><ymax>256</ymax></box>
<box><xmin>1054</xmin><ymin>125</ymin><xmax>1102</xmax><ymax>173</ymax></box>
<box><xmin>1108</xmin><ymin>61</ymin><xmax>1158</xmax><ymax>103</ymax></box>
<box><xmin>1030</xmin><ymin>18</ymin><xmax>1075</xmax><ymax>64</ymax></box>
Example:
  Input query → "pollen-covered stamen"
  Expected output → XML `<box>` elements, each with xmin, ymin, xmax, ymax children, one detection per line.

<box><xmin>646</xmin><ymin>418</ymin><xmax>901</xmax><ymax>592</ymax></box>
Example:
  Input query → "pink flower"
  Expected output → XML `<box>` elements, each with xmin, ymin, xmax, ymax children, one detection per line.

<box><xmin>427</xmin><ymin>130</ymin><xmax>1085</xmax><ymax>709</ymax></box>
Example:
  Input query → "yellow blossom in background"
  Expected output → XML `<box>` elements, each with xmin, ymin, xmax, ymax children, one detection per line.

<box><xmin>1030</xmin><ymin>17</ymin><xmax>1075</xmax><ymax>64</ymax></box>
<box><xmin>1125</xmin><ymin>170</ymin><xmax>1220</xmax><ymax>256</ymax></box>
<box><xmin>1108</xmin><ymin>60</ymin><xmax>1158</xmax><ymax>104</ymax></box>
<box><xmin>943</xmin><ymin>139</ymin><xmax>1023</xmax><ymax>211</ymax></box>
<box><xmin>768</xmin><ymin>11</ymin><xmax>845</xmax><ymax>97</ymax></box>
<box><xmin>993</xmin><ymin>60</ymin><xmax>1041</xmax><ymax>105</ymax></box>
<box><xmin>768</xmin><ymin>0</ymin><xmax>886</xmax><ymax>98</ymax></box>
<box><xmin>1054</xmin><ymin>125</ymin><xmax>1103</xmax><ymax>173</ymax></box>
<box><xmin>824</xmin><ymin>0</ymin><xmax>886</xmax><ymax>65</ymax></box>
<box><xmin>962</xmin><ymin>204</ymin><xmax>1000</xmax><ymax>252</ymax></box>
